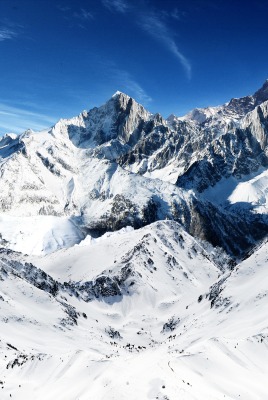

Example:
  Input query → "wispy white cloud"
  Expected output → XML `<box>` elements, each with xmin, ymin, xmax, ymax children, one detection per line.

<box><xmin>139</xmin><ymin>14</ymin><xmax>191</xmax><ymax>79</ymax></box>
<box><xmin>57</xmin><ymin>5</ymin><xmax>94</xmax><ymax>29</ymax></box>
<box><xmin>100</xmin><ymin>60</ymin><xmax>152</xmax><ymax>104</ymax></box>
<box><xmin>74</xmin><ymin>8</ymin><xmax>94</xmax><ymax>21</ymax></box>
<box><xmin>0</xmin><ymin>103</ymin><xmax>57</xmax><ymax>134</ymax></box>
<box><xmin>117</xmin><ymin>70</ymin><xmax>153</xmax><ymax>104</ymax></box>
<box><xmin>100</xmin><ymin>1</ymin><xmax>191</xmax><ymax>79</ymax></box>
<box><xmin>0</xmin><ymin>28</ymin><xmax>17</xmax><ymax>42</ymax></box>
<box><xmin>57</xmin><ymin>5</ymin><xmax>71</xmax><ymax>12</ymax></box>
<box><xmin>170</xmin><ymin>8</ymin><xmax>185</xmax><ymax>21</ymax></box>
<box><xmin>102</xmin><ymin>0</ymin><xmax>129</xmax><ymax>14</ymax></box>
<box><xmin>158</xmin><ymin>8</ymin><xmax>186</xmax><ymax>21</ymax></box>
<box><xmin>0</xmin><ymin>104</ymin><xmax>56</xmax><ymax>122</ymax></box>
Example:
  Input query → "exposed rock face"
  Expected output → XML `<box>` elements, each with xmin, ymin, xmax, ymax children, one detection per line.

<box><xmin>120</xmin><ymin>103</ymin><xmax>268</xmax><ymax>193</ymax></box>
<box><xmin>175</xmin><ymin>126</ymin><xmax>268</xmax><ymax>192</ymax></box>
<box><xmin>242</xmin><ymin>101</ymin><xmax>268</xmax><ymax>150</ymax></box>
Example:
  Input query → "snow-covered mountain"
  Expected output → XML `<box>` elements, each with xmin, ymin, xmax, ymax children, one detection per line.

<box><xmin>0</xmin><ymin>81</ymin><xmax>268</xmax><ymax>398</ymax></box>
<box><xmin>1</xmin><ymin>83</ymin><xmax>268</xmax><ymax>256</ymax></box>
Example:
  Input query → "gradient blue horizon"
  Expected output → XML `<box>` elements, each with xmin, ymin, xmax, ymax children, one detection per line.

<box><xmin>0</xmin><ymin>0</ymin><xmax>268</xmax><ymax>135</ymax></box>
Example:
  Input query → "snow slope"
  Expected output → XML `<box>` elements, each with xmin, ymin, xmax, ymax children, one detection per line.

<box><xmin>0</xmin><ymin>222</ymin><xmax>267</xmax><ymax>399</ymax></box>
<box><xmin>203</xmin><ymin>168</ymin><xmax>268</xmax><ymax>213</ymax></box>
<box><xmin>0</xmin><ymin>214</ymin><xmax>84</xmax><ymax>255</ymax></box>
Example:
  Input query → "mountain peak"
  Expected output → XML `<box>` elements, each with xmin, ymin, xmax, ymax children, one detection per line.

<box><xmin>260</xmin><ymin>78</ymin><xmax>268</xmax><ymax>87</ymax></box>
<box><xmin>112</xmin><ymin>90</ymin><xmax>130</xmax><ymax>99</ymax></box>
<box><xmin>255</xmin><ymin>79</ymin><xmax>268</xmax><ymax>92</ymax></box>
<box><xmin>254</xmin><ymin>79</ymin><xmax>268</xmax><ymax>104</ymax></box>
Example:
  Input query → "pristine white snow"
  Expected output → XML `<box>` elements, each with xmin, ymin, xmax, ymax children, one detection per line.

<box><xmin>203</xmin><ymin>168</ymin><xmax>268</xmax><ymax>212</ymax></box>
<box><xmin>0</xmin><ymin>214</ymin><xmax>84</xmax><ymax>255</ymax></box>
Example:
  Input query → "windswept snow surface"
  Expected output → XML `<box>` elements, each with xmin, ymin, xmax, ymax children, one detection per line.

<box><xmin>203</xmin><ymin>168</ymin><xmax>268</xmax><ymax>212</ymax></box>
<box><xmin>0</xmin><ymin>215</ymin><xmax>84</xmax><ymax>255</ymax></box>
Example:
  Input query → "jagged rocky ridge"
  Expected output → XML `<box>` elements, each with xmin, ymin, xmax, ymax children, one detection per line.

<box><xmin>119</xmin><ymin>81</ymin><xmax>268</xmax><ymax>191</ymax></box>
<box><xmin>0</xmin><ymin>81</ymin><xmax>268</xmax><ymax>259</ymax></box>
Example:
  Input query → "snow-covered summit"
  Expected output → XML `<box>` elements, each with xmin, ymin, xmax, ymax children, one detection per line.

<box><xmin>111</xmin><ymin>90</ymin><xmax>130</xmax><ymax>98</ymax></box>
<box><xmin>50</xmin><ymin>90</ymin><xmax>152</xmax><ymax>150</ymax></box>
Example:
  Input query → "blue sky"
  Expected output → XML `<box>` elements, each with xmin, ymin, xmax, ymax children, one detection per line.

<box><xmin>0</xmin><ymin>0</ymin><xmax>268</xmax><ymax>135</ymax></box>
